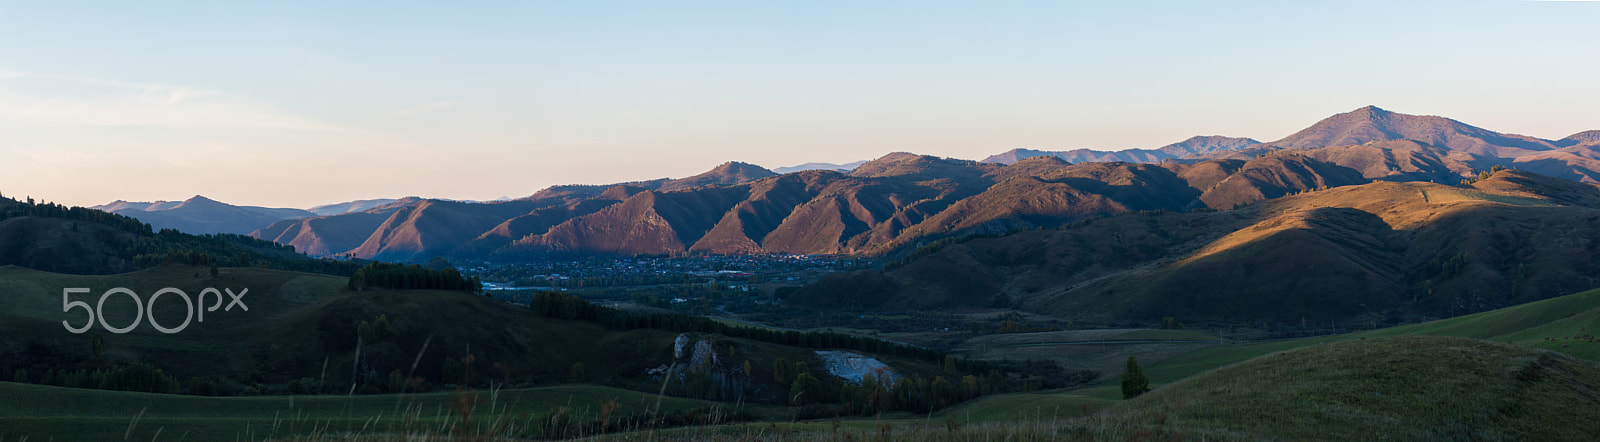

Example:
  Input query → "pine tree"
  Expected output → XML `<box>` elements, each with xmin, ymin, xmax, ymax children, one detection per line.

<box><xmin>1121</xmin><ymin>356</ymin><xmax>1150</xmax><ymax>399</ymax></box>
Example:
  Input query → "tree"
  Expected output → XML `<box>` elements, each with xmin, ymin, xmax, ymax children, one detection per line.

<box><xmin>348</xmin><ymin>269</ymin><xmax>367</xmax><ymax>291</ymax></box>
<box><xmin>1121</xmin><ymin>356</ymin><xmax>1150</xmax><ymax>399</ymax></box>
<box><xmin>790</xmin><ymin>372</ymin><xmax>822</xmax><ymax>405</ymax></box>
<box><xmin>774</xmin><ymin>357</ymin><xmax>792</xmax><ymax>385</ymax></box>
<box><xmin>569</xmin><ymin>362</ymin><xmax>586</xmax><ymax>383</ymax></box>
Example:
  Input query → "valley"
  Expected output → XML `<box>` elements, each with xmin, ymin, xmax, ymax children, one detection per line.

<box><xmin>8</xmin><ymin>106</ymin><xmax>1600</xmax><ymax>440</ymax></box>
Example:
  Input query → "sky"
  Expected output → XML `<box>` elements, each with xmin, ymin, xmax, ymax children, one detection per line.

<box><xmin>1</xmin><ymin>0</ymin><xmax>1597</xmax><ymax>208</ymax></box>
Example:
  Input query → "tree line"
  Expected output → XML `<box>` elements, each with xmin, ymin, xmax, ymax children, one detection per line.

<box><xmin>22</xmin><ymin>363</ymin><xmax>182</xmax><ymax>395</ymax></box>
<box><xmin>348</xmin><ymin>262</ymin><xmax>482</xmax><ymax>292</ymax></box>
<box><xmin>0</xmin><ymin>194</ymin><xmax>361</xmax><ymax>277</ymax></box>
<box><xmin>525</xmin><ymin>291</ymin><xmax>969</xmax><ymax>366</ymax></box>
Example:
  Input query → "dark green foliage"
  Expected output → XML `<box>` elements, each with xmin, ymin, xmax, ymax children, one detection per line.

<box><xmin>0</xmin><ymin>197</ymin><xmax>152</xmax><ymax>235</ymax></box>
<box><xmin>1162</xmin><ymin>317</ymin><xmax>1184</xmax><ymax>330</ymax></box>
<box><xmin>1460</xmin><ymin>164</ymin><xmax>1510</xmax><ymax>186</ymax></box>
<box><xmin>569</xmin><ymin>362</ymin><xmax>586</xmax><ymax>383</ymax></box>
<box><xmin>1121</xmin><ymin>356</ymin><xmax>1150</xmax><ymax>399</ymax></box>
<box><xmin>356</xmin><ymin>315</ymin><xmax>393</xmax><ymax>343</ymax></box>
<box><xmin>1425</xmin><ymin>252</ymin><xmax>1473</xmax><ymax>281</ymax></box>
<box><xmin>773</xmin><ymin>357</ymin><xmax>792</xmax><ymax>385</ymax></box>
<box><xmin>186</xmin><ymin>375</ymin><xmax>232</xmax><ymax>396</ymax></box>
<box><xmin>0</xmin><ymin>196</ymin><xmax>359</xmax><ymax>276</ymax></box>
<box><xmin>37</xmin><ymin>363</ymin><xmax>181</xmax><ymax>394</ymax></box>
<box><xmin>525</xmin><ymin>291</ymin><xmax>970</xmax><ymax>367</ymax></box>
<box><xmin>387</xmin><ymin>369</ymin><xmax>405</xmax><ymax>393</ymax></box>
<box><xmin>789</xmin><ymin>372</ymin><xmax>822</xmax><ymax>405</ymax></box>
<box><xmin>442</xmin><ymin>356</ymin><xmax>464</xmax><ymax>385</ymax></box>
<box><xmin>346</xmin><ymin>262</ymin><xmax>480</xmax><ymax>292</ymax></box>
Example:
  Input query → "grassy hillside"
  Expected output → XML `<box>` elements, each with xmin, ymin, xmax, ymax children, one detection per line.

<box><xmin>1</xmin><ymin>264</ymin><xmax>1027</xmax><ymax>439</ymax></box>
<box><xmin>13</xmin><ymin>268</ymin><xmax>1600</xmax><ymax>440</ymax></box>
<box><xmin>0</xmin><ymin>264</ymin><xmax>800</xmax><ymax>397</ymax></box>
<box><xmin>1103</xmin><ymin>336</ymin><xmax>1600</xmax><ymax>441</ymax></box>
<box><xmin>1147</xmin><ymin>286</ymin><xmax>1600</xmax><ymax>384</ymax></box>
<box><xmin>488</xmin><ymin>335</ymin><xmax>1600</xmax><ymax>441</ymax></box>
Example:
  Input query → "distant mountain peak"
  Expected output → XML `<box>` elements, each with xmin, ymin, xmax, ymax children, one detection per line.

<box><xmin>876</xmin><ymin>152</ymin><xmax>926</xmax><ymax>162</ymax></box>
<box><xmin>847</xmin><ymin>152</ymin><xmax>986</xmax><ymax>179</ymax></box>
<box><xmin>94</xmin><ymin>195</ymin><xmax>313</xmax><ymax>235</ymax></box>
<box><xmin>1156</xmin><ymin>136</ymin><xmax>1261</xmax><ymax>157</ymax></box>
<box><xmin>176</xmin><ymin>195</ymin><xmax>228</xmax><ymax>209</ymax></box>
<box><xmin>1268</xmin><ymin>106</ymin><xmax>1557</xmax><ymax>156</ymax></box>
<box><xmin>1353</xmin><ymin>104</ymin><xmax>1389</xmax><ymax>114</ymax></box>
<box><xmin>1561</xmin><ymin>130</ymin><xmax>1600</xmax><ymax>146</ymax></box>
<box><xmin>772</xmin><ymin>160</ymin><xmax>868</xmax><ymax>174</ymax></box>
<box><xmin>655</xmin><ymin>161</ymin><xmax>777</xmax><ymax>192</ymax></box>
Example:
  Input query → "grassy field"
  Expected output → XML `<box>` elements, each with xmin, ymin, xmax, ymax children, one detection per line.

<box><xmin>936</xmin><ymin>392</ymin><xmax>1109</xmax><ymax>422</ymax></box>
<box><xmin>558</xmin><ymin>336</ymin><xmax>1600</xmax><ymax>441</ymax></box>
<box><xmin>1096</xmin><ymin>336</ymin><xmax>1600</xmax><ymax>440</ymax></box>
<box><xmin>0</xmin><ymin>381</ymin><xmax>735</xmax><ymax>440</ymax></box>
<box><xmin>1145</xmin><ymin>286</ymin><xmax>1600</xmax><ymax>384</ymax></box>
<box><xmin>12</xmin><ymin>267</ymin><xmax>1600</xmax><ymax>440</ymax></box>
<box><xmin>952</xmin><ymin>328</ymin><xmax>1221</xmax><ymax>383</ymax></box>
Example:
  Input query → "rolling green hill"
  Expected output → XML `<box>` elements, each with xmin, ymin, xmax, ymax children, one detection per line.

<box><xmin>650</xmin><ymin>287</ymin><xmax>1600</xmax><ymax>441</ymax></box>
<box><xmin>0</xmin><ymin>264</ymin><xmax>1024</xmax><ymax>440</ymax></box>
<box><xmin>1146</xmin><ymin>285</ymin><xmax>1600</xmax><ymax>384</ymax></box>
<box><xmin>0</xmin><ymin>264</ymin><xmax>741</xmax><ymax>395</ymax></box>
<box><xmin>1102</xmin><ymin>336</ymin><xmax>1600</xmax><ymax>441</ymax></box>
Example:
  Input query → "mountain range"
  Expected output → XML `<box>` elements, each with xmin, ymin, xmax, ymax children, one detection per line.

<box><xmin>91</xmin><ymin>196</ymin><xmax>316</xmax><ymax>235</ymax></box>
<box><xmin>981</xmin><ymin>135</ymin><xmax>1262</xmax><ymax>164</ymax></box>
<box><xmin>789</xmin><ymin>168</ymin><xmax>1600</xmax><ymax>323</ymax></box>
<box><xmin>984</xmin><ymin>107</ymin><xmax>1600</xmax><ymax>177</ymax></box>
<box><xmin>88</xmin><ymin>106</ymin><xmax>1600</xmax><ymax>263</ymax></box>
<box><xmin>229</xmin><ymin>107</ymin><xmax>1592</xmax><ymax>261</ymax></box>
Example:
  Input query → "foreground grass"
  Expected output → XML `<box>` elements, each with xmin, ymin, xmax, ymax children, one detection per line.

<box><xmin>263</xmin><ymin>337</ymin><xmax>1600</xmax><ymax>441</ymax></box>
<box><xmin>1102</xmin><ymin>336</ymin><xmax>1600</xmax><ymax>441</ymax></box>
<box><xmin>0</xmin><ymin>383</ymin><xmax>726</xmax><ymax>441</ymax></box>
<box><xmin>14</xmin><ymin>284</ymin><xmax>1600</xmax><ymax>440</ymax></box>
<box><xmin>597</xmin><ymin>336</ymin><xmax>1600</xmax><ymax>441</ymax></box>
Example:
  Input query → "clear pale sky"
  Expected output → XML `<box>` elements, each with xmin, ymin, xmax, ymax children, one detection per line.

<box><xmin>1</xmin><ymin>1</ymin><xmax>1596</xmax><ymax>208</ymax></box>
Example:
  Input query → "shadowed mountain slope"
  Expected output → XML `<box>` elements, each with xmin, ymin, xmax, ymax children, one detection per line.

<box><xmin>308</xmin><ymin>198</ymin><xmax>400</xmax><ymax>216</ymax></box>
<box><xmin>790</xmin><ymin>169</ymin><xmax>1600</xmax><ymax>324</ymax></box>
<box><xmin>251</xmin><ymin>148</ymin><xmax>1441</xmax><ymax>260</ymax></box>
<box><xmin>240</xmin><ymin>108</ymin><xmax>1595</xmax><ymax>261</ymax></box>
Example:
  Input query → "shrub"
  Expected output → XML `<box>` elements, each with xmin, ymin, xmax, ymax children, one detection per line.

<box><xmin>1121</xmin><ymin>356</ymin><xmax>1150</xmax><ymax>399</ymax></box>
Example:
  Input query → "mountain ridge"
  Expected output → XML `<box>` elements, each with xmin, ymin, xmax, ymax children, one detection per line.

<box><xmin>204</xmin><ymin>106</ymin><xmax>1597</xmax><ymax>261</ymax></box>
<box><xmin>91</xmin><ymin>195</ymin><xmax>315</xmax><ymax>235</ymax></box>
